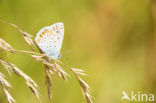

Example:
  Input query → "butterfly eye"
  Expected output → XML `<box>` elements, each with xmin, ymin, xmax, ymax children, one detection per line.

<box><xmin>58</xmin><ymin>54</ymin><xmax>61</xmax><ymax>58</ymax></box>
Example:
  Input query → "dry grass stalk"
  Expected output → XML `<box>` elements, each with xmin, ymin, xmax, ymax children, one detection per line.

<box><xmin>72</xmin><ymin>70</ymin><xmax>92</xmax><ymax>103</ymax></box>
<box><xmin>31</xmin><ymin>53</ymin><xmax>69</xmax><ymax>79</ymax></box>
<box><xmin>76</xmin><ymin>75</ymin><xmax>92</xmax><ymax>103</ymax></box>
<box><xmin>0</xmin><ymin>72</ymin><xmax>11</xmax><ymax>88</ymax></box>
<box><xmin>72</xmin><ymin>68</ymin><xmax>88</xmax><ymax>76</ymax></box>
<box><xmin>41</xmin><ymin>55</ymin><xmax>53</xmax><ymax>100</ymax></box>
<box><xmin>0</xmin><ymin>38</ymin><xmax>15</xmax><ymax>56</ymax></box>
<box><xmin>31</xmin><ymin>49</ymin><xmax>92</xmax><ymax>102</ymax></box>
<box><xmin>28</xmin><ymin>45</ymin><xmax>54</xmax><ymax>100</ymax></box>
<box><xmin>31</xmin><ymin>55</ymin><xmax>51</xmax><ymax>65</ymax></box>
<box><xmin>3</xmin><ymin>88</ymin><xmax>16</xmax><ymax>103</ymax></box>
<box><xmin>32</xmin><ymin>48</ymin><xmax>67</xmax><ymax>100</ymax></box>
<box><xmin>0</xmin><ymin>20</ymin><xmax>93</xmax><ymax>103</ymax></box>
<box><xmin>0</xmin><ymin>59</ymin><xmax>39</xmax><ymax>98</ymax></box>
<box><xmin>31</xmin><ymin>46</ymin><xmax>54</xmax><ymax>100</ymax></box>
<box><xmin>0</xmin><ymin>19</ymin><xmax>35</xmax><ymax>50</ymax></box>
<box><xmin>0</xmin><ymin>38</ymin><xmax>52</xmax><ymax>99</ymax></box>
<box><xmin>14</xmin><ymin>50</ymin><xmax>46</xmax><ymax>56</ymax></box>
<box><xmin>45</xmin><ymin>68</ymin><xmax>52</xmax><ymax>100</ymax></box>
<box><xmin>57</xmin><ymin>61</ymin><xmax>92</xmax><ymax>103</ymax></box>
<box><xmin>0</xmin><ymin>59</ymin><xmax>12</xmax><ymax>75</ymax></box>
<box><xmin>54</xmin><ymin>62</ymin><xmax>69</xmax><ymax>80</ymax></box>
<box><xmin>31</xmin><ymin>55</ymin><xmax>56</xmax><ymax>73</ymax></box>
<box><xmin>0</xmin><ymin>72</ymin><xmax>16</xmax><ymax>103</ymax></box>
<box><xmin>0</xmin><ymin>38</ymin><xmax>45</xmax><ymax>58</ymax></box>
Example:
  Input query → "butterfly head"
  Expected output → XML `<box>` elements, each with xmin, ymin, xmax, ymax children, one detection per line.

<box><xmin>50</xmin><ymin>53</ymin><xmax>61</xmax><ymax>60</ymax></box>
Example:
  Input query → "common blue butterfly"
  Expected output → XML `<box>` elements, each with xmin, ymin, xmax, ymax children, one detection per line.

<box><xmin>35</xmin><ymin>23</ymin><xmax>64</xmax><ymax>60</ymax></box>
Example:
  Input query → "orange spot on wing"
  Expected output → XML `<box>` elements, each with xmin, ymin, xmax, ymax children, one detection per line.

<box><xmin>45</xmin><ymin>30</ymin><xmax>48</xmax><ymax>33</ymax></box>
<box><xmin>40</xmin><ymin>35</ymin><xmax>43</xmax><ymax>38</ymax></box>
<box><xmin>38</xmin><ymin>38</ymin><xmax>41</xmax><ymax>42</ymax></box>
<box><xmin>42</xmin><ymin>32</ymin><xmax>45</xmax><ymax>35</ymax></box>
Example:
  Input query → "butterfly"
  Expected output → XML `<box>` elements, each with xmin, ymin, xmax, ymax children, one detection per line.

<box><xmin>35</xmin><ymin>23</ymin><xmax>64</xmax><ymax>60</ymax></box>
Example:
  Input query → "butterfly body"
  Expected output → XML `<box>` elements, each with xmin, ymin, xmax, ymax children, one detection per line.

<box><xmin>35</xmin><ymin>23</ymin><xmax>64</xmax><ymax>60</ymax></box>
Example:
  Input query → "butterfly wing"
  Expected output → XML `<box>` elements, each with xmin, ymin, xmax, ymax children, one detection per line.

<box><xmin>50</xmin><ymin>23</ymin><xmax>64</xmax><ymax>53</ymax></box>
<box><xmin>35</xmin><ymin>23</ymin><xmax>64</xmax><ymax>59</ymax></box>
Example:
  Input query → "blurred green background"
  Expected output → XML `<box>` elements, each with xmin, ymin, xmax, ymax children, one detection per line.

<box><xmin>0</xmin><ymin>0</ymin><xmax>156</xmax><ymax>103</ymax></box>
